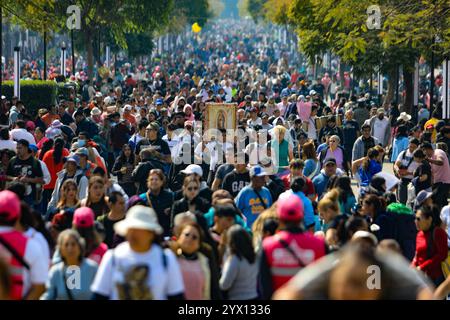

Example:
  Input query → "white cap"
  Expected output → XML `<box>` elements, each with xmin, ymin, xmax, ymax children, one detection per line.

<box><xmin>95</xmin><ymin>92</ymin><xmax>102</xmax><ymax>98</ymax></box>
<box><xmin>124</xmin><ymin>104</ymin><xmax>133</xmax><ymax>111</ymax></box>
<box><xmin>114</xmin><ymin>205</ymin><xmax>163</xmax><ymax>236</ymax></box>
<box><xmin>181</xmin><ymin>164</ymin><xmax>203</xmax><ymax>177</ymax></box>
<box><xmin>352</xmin><ymin>230</ymin><xmax>378</xmax><ymax>246</ymax></box>
<box><xmin>91</xmin><ymin>107</ymin><xmax>101</xmax><ymax>116</ymax></box>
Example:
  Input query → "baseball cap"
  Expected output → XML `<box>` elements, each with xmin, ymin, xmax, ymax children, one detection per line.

<box><xmin>29</xmin><ymin>144</ymin><xmax>38</xmax><ymax>153</ymax></box>
<box><xmin>65</xmin><ymin>155</ymin><xmax>79</xmax><ymax>164</ymax></box>
<box><xmin>277</xmin><ymin>194</ymin><xmax>304</xmax><ymax>222</ymax></box>
<box><xmin>309</xmin><ymin>90</ymin><xmax>317</xmax><ymax>96</ymax></box>
<box><xmin>377</xmin><ymin>108</ymin><xmax>385</xmax><ymax>114</ymax></box>
<box><xmin>250</xmin><ymin>165</ymin><xmax>268</xmax><ymax>178</ymax></box>
<box><xmin>0</xmin><ymin>190</ymin><xmax>21</xmax><ymax>222</ymax></box>
<box><xmin>75</xmin><ymin>147</ymin><xmax>88</xmax><ymax>156</ymax></box>
<box><xmin>425</xmin><ymin>123</ymin><xmax>434</xmax><ymax>130</ymax></box>
<box><xmin>124</xmin><ymin>104</ymin><xmax>133</xmax><ymax>111</ymax></box>
<box><xmin>181</xmin><ymin>164</ymin><xmax>203</xmax><ymax>177</ymax></box>
<box><xmin>352</xmin><ymin>231</ymin><xmax>378</xmax><ymax>246</ymax></box>
<box><xmin>414</xmin><ymin>190</ymin><xmax>433</xmax><ymax>208</ymax></box>
<box><xmin>155</xmin><ymin>98</ymin><xmax>164</xmax><ymax>106</ymax></box>
<box><xmin>73</xmin><ymin>207</ymin><xmax>95</xmax><ymax>228</ymax></box>
<box><xmin>324</xmin><ymin>158</ymin><xmax>337</xmax><ymax>166</ymax></box>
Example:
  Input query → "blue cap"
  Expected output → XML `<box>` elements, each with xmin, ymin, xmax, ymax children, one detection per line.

<box><xmin>250</xmin><ymin>165</ymin><xmax>268</xmax><ymax>178</ymax></box>
<box><xmin>29</xmin><ymin>144</ymin><xmax>38</xmax><ymax>152</ymax></box>
<box><xmin>155</xmin><ymin>98</ymin><xmax>164</xmax><ymax>106</ymax></box>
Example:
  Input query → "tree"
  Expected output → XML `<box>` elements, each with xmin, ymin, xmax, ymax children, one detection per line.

<box><xmin>282</xmin><ymin>0</ymin><xmax>447</xmax><ymax>113</ymax></box>
<box><xmin>245</xmin><ymin>0</ymin><xmax>267</xmax><ymax>23</ymax></box>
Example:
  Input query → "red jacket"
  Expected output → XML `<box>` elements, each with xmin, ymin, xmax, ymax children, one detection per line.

<box><xmin>260</xmin><ymin>229</ymin><xmax>326</xmax><ymax>298</ymax></box>
<box><xmin>0</xmin><ymin>230</ymin><xmax>29</xmax><ymax>300</ymax></box>
<box><xmin>412</xmin><ymin>227</ymin><xmax>448</xmax><ymax>280</ymax></box>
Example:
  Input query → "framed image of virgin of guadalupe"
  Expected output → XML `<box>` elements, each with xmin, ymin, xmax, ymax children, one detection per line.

<box><xmin>204</xmin><ymin>103</ymin><xmax>237</xmax><ymax>138</ymax></box>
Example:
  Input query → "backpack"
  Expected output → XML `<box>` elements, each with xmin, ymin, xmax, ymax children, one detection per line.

<box><xmin>386</xmin><ymin>203</ymin><xmax>417</xmax><ymax>261</ymax></box>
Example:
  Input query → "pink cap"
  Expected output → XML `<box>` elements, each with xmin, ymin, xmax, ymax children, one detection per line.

<box><xmin>0</xmin><ymin>190</ymin><xmax>21</xmax><ymax>221</ymax></box>
<box><xmin>277</xmin><ymin>194</ymin><xmax>304</xmax><ymax>222</ymax></box>
<box><xmin>73</xmin><ymin>207</ymin><xmax>95</xmax><ymax>228</ymax></box>
<box><xmin>26</xmin><ymin>121</ymin><xmax>36</xmax><ymax>131</ymax></box>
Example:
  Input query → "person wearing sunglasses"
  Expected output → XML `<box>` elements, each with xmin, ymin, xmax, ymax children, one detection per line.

<box><xmin>412</xmin><ymin>205</ymin><xmax>448</xmax><ymax>287</ymax></box>
<box><xmin>171</xmin><ymin>176</ymin><xmax>210</xmax><ymax>229</ymax></box>
<box><xmin>173</xmin><ymin>222</ymin><xmax>221</xmax><ymax>300</ymax></box>
<box><xmin>318</xmin><ymin>135</ymin><xmax>349</xmax><ymax>174</ymax></box>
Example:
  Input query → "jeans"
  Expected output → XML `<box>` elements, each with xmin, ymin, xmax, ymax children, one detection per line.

<box><xmin>432</xmin><ymin>182</ymin><xmax>450</xmax><ymax>210</ymax></box>
<box><xmin>398</xmin><ymin>178</ymin><xmax>411</xmax><ymax>205</ymax></box>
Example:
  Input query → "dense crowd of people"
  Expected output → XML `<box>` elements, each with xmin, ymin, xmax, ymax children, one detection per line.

<box><xmin>0</xmin><ymin>20</ymin><xmax>449</xmax><ymax>300</ymax></box>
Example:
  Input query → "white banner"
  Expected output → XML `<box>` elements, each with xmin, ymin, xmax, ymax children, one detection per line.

<box><xmin>377</xmin><ymin>72</ymin><xmax>383</xmax><ymax>95</ymax></box>
<box><xmin>413</xmin><ymin>61</ymin><xmax>419</xmax><ymax>106</ymax></box>
<box><xmin>443</xmin><ymin>59</ymin><xmax>450</xmax><ymax>119</ymax></box>
<box><xmin>13</xmin><ymin>47</ymin><xmax>20</xmax><ymax>98</ymax></box>
<box><xmin>61</xmin><ymin>48</ymin><xmax>66</xmax><ymax>77</ymax></box>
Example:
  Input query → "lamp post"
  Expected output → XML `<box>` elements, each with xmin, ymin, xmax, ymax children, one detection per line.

<box><xmin>71</xmin><ymin>29</ymin><xmax>75</xmax><ymax>76</ymax></box>
<box><xmin>43</xmin><ymin>31</ymin><xmax>47</xmax><ymax>80</ymax></box>
<box><xmin>61</xmin><ymin>41</ymin><xmax>67</xmax><ymax>77</ymax></box>
<box><xmin>14</xmin><ymin>47</ymin><xmax>21</xmax><ymax>98</ymax></box>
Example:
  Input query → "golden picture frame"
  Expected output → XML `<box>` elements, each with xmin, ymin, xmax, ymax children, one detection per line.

<box><xmin>204</xmin><ymin>103</ymin><xmax>237</xmax><ymax>136</ymax></box>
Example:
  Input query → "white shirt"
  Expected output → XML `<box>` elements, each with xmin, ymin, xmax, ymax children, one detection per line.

<box><xmin>39</xmin><ymin>160</ymin><xmax>51</xmax><ymax>185</ymax></box>
<box><xmin>372</xmin><ymin>118</ymin><xmax>389</xmax><ymax>145</ymax></box>
<box><xmin>308</xmin><ymin>117</ymin><xmax>317</xmax><ymax>140</ymax></box>
<box><xmin>245</xmin><ymin>142</ymin><xmax>268</xmax><ymax>165</ymax></box>
<box><xmin>195</xmin><ymin>141</ymin><xmax>233</xmax><ymax>171</ymax></box>
<box><xmin>0</xmin><ymin>226</ymin><xmax>49</xmax><ymax>298</ymax></box>
<box><xmin>440</xmin><ymin>205</ymin><xmax>450</xmax><ymax>248</ymax></box>
<box><xmin>90</xmin><ymin>242</ymin><xmax>184</xmax><ymax>300</ymax></box>
<box><xmin>162</xmin><ymin>134</ymin><xmax>180</xmax><ymax>157</ymax></box>
<box><xmin>247</xmin><ymin>117</ymin><xmax>262</xmax><ymax>127</ymax></box>
<box><xmin>395</xmin><ymin>149</ymin><xmax>419</xmax><ymax>180</ymax></box>
<box><xmin>10</xmin><ymin>129</ymin><xmax>36</xmax><ymax>145</ymax></box>
<box><xmin>0</xmin><ymin>139</ymin><xmax>17</xmax><ymax>152</ymax></box>
<box><xmin>24</xmin><ymin>228</ymin><xmax>50</xmax><ymax>261</ymax></box>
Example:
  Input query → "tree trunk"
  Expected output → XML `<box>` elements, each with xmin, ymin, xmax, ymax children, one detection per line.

<box><xmin>383</xmin><ymin>68</ymin><xmax>396</xmax><ymax>108</ymax></box>
<box><xmin>403</xmin><ymin>67</ymin><xmax>414</xmax><ymax>115</ymax></box>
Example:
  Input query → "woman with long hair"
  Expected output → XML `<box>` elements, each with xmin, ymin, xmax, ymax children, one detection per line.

<box><xmin>361</xmin><ymin>194</ymin><xmax>396</xmax><ymax>242</ymax></box>
<box><xmin>111</xmin><ymin>143</ymin><xmax>136</xmax><ymax>197</ymax></box>
<box><xmin>412</xmin><ymin>205</ymin><xmax>448</xmax><ymax>287</ymax></box>
<box><xmin>335</xmin><ymin>176</ymin><xmax>357</xmax><ymax>215</ymax></box>
<box><xmin>138</xmin><ymin>169</ymin><xmax>174</xmax><ymax>237</ymax></box>
<box><xmin>80</xmin><ymin>176</ymin><xmax>110</xmax><ymax>218</ymax></box>
<box><xmin>302</xmin><ymin>139</ymin><xmax>320</xmax><ymax>179</ymax></box>
<box><xmin>42</xmin><ymin>229</ymin><xmax>98</xmax><ymax>300</ymax></box>
<box><xmin>46</xmin><ymin>179</ymin><xmax>81</xmax><ymax>222</ymax></box>
<box><xmin>317</xmin><ymin>189</ymin><xmax>342</xmax><ymax>248</ymax></box>
<box><xmin>220</xmin><ymin>225</ymin><xmax>259</xmax><ymax>300</ymax></box>
<box><xmin>42</xmin><ymin>138</ymin><xmax>70</xmax><ymax>206</ymax></box>
<box><xmin>173</xmin><ymin>222</ymin><xmax>221</xmax><ymax>300</ymax></box>
<box><xmin>38</xmin><ymin>138</ymin><xmax>54</xmax><ymax>160</ymax></box>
